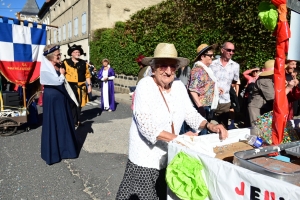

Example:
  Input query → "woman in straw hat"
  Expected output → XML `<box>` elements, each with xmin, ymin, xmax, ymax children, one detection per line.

<box><xmin>116</xmin><ymin>43</ymin><xmax>228</xmax><ymax>200</ymax></box>
<box><xmin>248</xmin><ymin>60</ymin><xmax>296</xmax><ymax>127</ymax></box>
<box><xmin>187</xmin><ymin>43</ymin><xmax>221</xmax><ymax>135</ymax></box>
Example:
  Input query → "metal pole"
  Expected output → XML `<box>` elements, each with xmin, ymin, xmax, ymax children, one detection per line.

<box><xmin>0</xmin><ymin>15</ymin><xmax>58</xmax><ymax>28</ymax></box>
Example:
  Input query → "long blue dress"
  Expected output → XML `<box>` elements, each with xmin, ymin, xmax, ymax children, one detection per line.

<box><xmin>41</xmin><ymin>71</ymin><xmax>79</xmax><ymax>165</ymax></box>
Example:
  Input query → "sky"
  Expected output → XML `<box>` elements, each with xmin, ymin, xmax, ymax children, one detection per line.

<box><xmin>0</xmin><ymin>0</ymin><xmax>45</xmax><ymax>19</ymax></box>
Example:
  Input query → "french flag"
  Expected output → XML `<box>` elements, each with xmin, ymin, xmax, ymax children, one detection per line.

<box><xmin>0</xmin><ymin>17</ymin><xmax>46</xmax><ymax>86</ymax></box>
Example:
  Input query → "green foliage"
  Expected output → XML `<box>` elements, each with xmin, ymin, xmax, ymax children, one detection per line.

<box><xmin>90</xmin><ymin>0</ymin><xmax>279</xmax><ymax>76</ymax></box>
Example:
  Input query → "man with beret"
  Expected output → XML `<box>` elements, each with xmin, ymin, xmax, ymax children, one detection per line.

<box><xmin>61</xmin><ymin>44</ymin><xmax>92</xmax><ymax>127</ymax></box>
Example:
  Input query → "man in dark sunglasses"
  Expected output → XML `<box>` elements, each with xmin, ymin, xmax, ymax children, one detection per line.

<box><xmin>210</xmin><ymin>42</ymin><xmax>240</xmax><ymax>129</ymax></box>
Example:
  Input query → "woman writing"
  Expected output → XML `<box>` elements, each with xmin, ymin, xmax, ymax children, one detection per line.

<box><xmin>116</xmin><ymin>43</ymin><xmax>228</xmax><ymax>200</ymax></box>
<box><xmin>40</xmin><ymin>44</ymin><xmax>79</xmax><ymax>165</ymax></box>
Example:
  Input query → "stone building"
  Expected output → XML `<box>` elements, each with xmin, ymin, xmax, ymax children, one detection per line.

<box><xmin>17</xmin><ymin>0</ymin><xmax>40</xmax><ymax>23</ymax></box>
<box><xmin>38</xmin><ymin>0</ymin><xmax>163</xmax><ymax>61</ymax></box>
<box><xmin>37</xmin><ymin>0</ymin><xmax>163</xmax><ymax>93</ymax></box>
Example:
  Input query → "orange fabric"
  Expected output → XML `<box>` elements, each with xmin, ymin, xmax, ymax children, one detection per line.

<box><xmin>277</xmin><ymin>4</ymin><xmax>287</xmax><ymax>21</ymax></box>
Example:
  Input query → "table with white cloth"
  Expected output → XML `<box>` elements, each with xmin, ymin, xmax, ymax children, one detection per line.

<box><xmin>167</xmin><ymin>128</ymin><xmax>300</xmax><ymax>200</ymax></box>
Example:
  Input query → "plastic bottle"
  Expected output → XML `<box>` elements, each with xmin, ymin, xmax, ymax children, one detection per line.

<box><xmin>245</xmin><ymin>134</ymin><xmax>263</xmax><ymax>148</ymax></box>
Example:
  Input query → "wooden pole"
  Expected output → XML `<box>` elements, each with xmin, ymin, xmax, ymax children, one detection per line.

<box><xmin>22</xmin><ymin>86</ymin><xmax>26</xmax><ymax>109</ymax></box>
<box><xmin>0</xmin><ymin>15</ymin><xmax>58</xmax><ymax>28</ymax></box>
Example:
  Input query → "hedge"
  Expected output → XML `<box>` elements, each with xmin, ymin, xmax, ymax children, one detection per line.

<box><xmin>90</xmin><ymin>0</ymin><xmax>280</xmax><ymax>76</ymax></box>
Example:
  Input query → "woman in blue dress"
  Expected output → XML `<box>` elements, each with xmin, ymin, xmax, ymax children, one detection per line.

<box><xmin>40</xmin><ymin>44</ymin><xmax>79</xmax><ymax>165</ymax></box>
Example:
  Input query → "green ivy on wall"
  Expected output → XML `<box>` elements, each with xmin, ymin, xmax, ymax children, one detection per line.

<box><xmin>90</xmin><ymin>0</ymin><xmax>279</xmax><ymax>76</ymax></box>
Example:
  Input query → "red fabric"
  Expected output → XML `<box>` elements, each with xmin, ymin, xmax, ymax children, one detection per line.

<box><xmin>271</xmin><ymin>0</ymin><xmax>285</xmax><ymax>7</ymax></box>
<box><xmin>271</xmin><ymin>2</ymin><xmax>290</xmax><ymax>146</ymax></box>
<box><xmin>38</xmin><ymin>86</ymin><xmax>44</xmax><ymax>107</ymax></box>
<box><xmin>0</xmin><ymin>61</ymin><xmax>41</xmax><ymax>86</ymax></box>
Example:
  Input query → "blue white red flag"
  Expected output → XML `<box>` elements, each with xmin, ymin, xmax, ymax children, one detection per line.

<box><xmin>0</xmin><ymin>18</ymin><xmax>46</xmax><ymax>86</ymax></box>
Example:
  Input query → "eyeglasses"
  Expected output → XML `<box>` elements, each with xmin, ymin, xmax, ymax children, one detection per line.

<box><xmin>223</xmin><ymin>48</ymin><xmax>235</xmax><ymax>53</ymax></box>
<box><xmin>155</xmin><ymin>64</ymin><xmax>178</xmax><ymax>72</ymax></box>
<box><xmin>54</xmin><ymin>53</ymin><xmax>61</xmax><ymax>57</ymax></box>
<box><xmin>205</xmin><ymin>54</ymin><xmax>214</xmax><ymax>58</ymax></box>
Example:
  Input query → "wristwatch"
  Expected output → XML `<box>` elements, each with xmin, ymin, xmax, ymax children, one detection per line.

<box><xmin>87</xmin><ymin>84</ymin><xmax>92</xmax><ymax>86</ymax></box>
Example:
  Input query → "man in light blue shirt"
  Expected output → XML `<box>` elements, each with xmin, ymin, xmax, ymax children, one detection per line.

<box><xmin>210</xmin><ymin>42</ymin><xmax>240</xmax><ymax>129</ymax></box>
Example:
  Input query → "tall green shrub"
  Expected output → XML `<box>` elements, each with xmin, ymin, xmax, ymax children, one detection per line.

<box><xmin>90</xmin><ymin>0</ymin><xmax>277</xmax><ymax>76</ymax></box>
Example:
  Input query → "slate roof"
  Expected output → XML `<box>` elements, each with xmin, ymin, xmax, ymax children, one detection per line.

<box><xmin>20</xmin><ymin>0</ymin><xmax>40</xmax><ymax>15</ymax></box>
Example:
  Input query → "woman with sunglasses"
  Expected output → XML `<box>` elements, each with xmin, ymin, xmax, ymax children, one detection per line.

<box><xmin>116</xmin><ymin>43</ymin><xmax>228</xmax><ymax>200</ymax></box>
<box><xmin>187</xmin><ymin>43</ymin><xmax>221</xmax><ymax>135</ymax></box>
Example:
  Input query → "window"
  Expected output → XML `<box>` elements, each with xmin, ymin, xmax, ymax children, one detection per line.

<box><xmin>58</xmin><ymin>27</ymin><xmax>61</xmax><ymax>42</ymax></box>
<box><xmin>82</xmin><ymin>13</ymin><xmax>86</xmax><ymax>34</ymax></box>
<box><xmin>63</xmin><ymin>24</ymin><xmax>66</xmax><ymax>40</ymax></box>
<box><xmin>74</xmin><ymin>17</ymin><xmax>78</xmax><ymax>36</ymax></box>
<box><xmin>68</xmin><ymin>21</ymin><xmax>72</xmax><ymax>39</ymax></box>
<box><xmin>53</xmin><ymin>29</ymin><xmax>57</xmax><ymax>43</ymax></box>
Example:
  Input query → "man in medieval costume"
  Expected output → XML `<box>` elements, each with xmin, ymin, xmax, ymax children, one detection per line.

<box><xmin>61</xmin><ymin>44</ymin><xmax>92</xmax><ymax>127</ymax></box>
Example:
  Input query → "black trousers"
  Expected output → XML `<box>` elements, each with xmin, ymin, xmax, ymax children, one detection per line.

<box><xmin>69</xmin><ymin>83</ymin><xmax>81</xmax><ymax>124</ymax></box>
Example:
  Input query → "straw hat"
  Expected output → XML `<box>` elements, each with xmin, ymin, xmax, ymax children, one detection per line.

<box><xmin>259</xmin><ymin>60</ymin><xmax>275</xmax><ymax>76</ymax></box>
<box><xmin>141</xmin><ymin>43</ymin><xmax>190</xmax><ymax>67</ymax></box>
<box><xmin>194</xmin><ymin>44</ymin><xmax>216</xmax><ymax>61</ymax></box>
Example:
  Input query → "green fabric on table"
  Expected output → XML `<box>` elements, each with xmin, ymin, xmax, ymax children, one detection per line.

<box><xmin>166</xmin><ymin>151</ymin><xmax>208</xmax><ymax>200</ymax></box>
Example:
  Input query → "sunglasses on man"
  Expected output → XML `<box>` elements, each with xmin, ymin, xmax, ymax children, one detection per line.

<box><xmin>223</xmin><ymin>48</ymin><xmax>235</xmax><ymax>53</ymax></box>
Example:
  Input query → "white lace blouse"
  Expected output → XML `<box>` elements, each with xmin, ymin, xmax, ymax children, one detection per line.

<box><xmin>128</xmin><ymin>76</ymin><xmax>206</xmax><ymax>169</ymax></box>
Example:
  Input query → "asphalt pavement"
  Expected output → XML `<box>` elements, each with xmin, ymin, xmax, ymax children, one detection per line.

<box><xmin>0</xmin><ymin>88</ymin><xmax>133</xmax><ymax>200</ymax></box>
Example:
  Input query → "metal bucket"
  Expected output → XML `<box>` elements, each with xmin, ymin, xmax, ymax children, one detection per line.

<box><xmin>233</xmin><ymin>141</ymin><xmax>300</xmax><ymax>186</ymax></box>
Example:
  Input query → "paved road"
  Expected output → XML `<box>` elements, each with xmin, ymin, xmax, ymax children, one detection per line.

<box><xmin>0</xmin><ymin>90</ymin><xmax>133</xmax><ymax>200</ymax></box>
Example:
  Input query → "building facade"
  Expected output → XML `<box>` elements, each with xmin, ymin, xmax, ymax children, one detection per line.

<box><xmin>17</xmin><ymin>0</ymin><xmax>40</xmax><ymax>25</ymax></box>
<box><xmin>38</xmin><ymin>0</ymin><xmax>163</xmax><ymax>62</ymax></box>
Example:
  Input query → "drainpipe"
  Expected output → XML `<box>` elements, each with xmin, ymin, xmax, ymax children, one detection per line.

<box><xmin>88</xmin><ymin>0</ymin><xmax>91</xmax><ymax>61</ymax></box>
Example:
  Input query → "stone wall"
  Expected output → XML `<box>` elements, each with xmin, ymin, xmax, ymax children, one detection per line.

<box><xmin>114</xmin><ymin>74</ymin><xmax>137</xmax><ymax>93</ymax></box>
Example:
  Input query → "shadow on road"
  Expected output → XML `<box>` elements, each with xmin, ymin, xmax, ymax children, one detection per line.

<box><xmin>76</xmin><ymin>120</ymin><xmax>93</xmax><ymax>154</ymax></box>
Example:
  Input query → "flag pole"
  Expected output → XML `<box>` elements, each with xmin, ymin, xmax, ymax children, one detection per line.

<box><xmin>0</xmin><ymin>15</ymin><xmax>58</xmax><ymax>28</ymax></box>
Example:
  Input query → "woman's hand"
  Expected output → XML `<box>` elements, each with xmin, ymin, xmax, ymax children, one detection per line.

<box><xmin>293</xmin><ymin>79</ymin><xmax>299</xmax><ymax>86</ymax></box>
<box><xmin>207</xmin><ymin>123</ymin><xmax>228</xmax><ymax>140</ymax></box>
<box><xmin>59</xmin><ymin>68</ymin><xmax>65</xmax><ymax>75</ymax></box>
<box><xmin>287</xmin><ymin>80</ymin><xmax>296</xmax><ymax>89</ymax></box>
<box><xmin>218</xmin><ymin>87</ymin><xmax>224</xmax><ymax>95</ymax></box>
<box><xmin>183</xmin><ymin>131</ymin><xmax>198</xmax><ymax>137</ymax></box>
